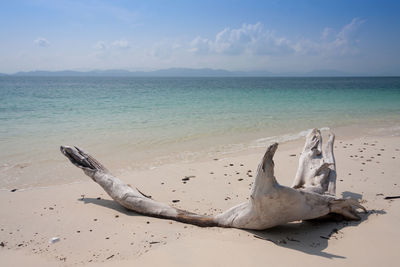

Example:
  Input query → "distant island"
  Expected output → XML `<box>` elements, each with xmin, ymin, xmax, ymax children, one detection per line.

<box><xmin>0</xmin><ymin>68</ymin><xmax>366</xmax><ymax>77</ymax></box>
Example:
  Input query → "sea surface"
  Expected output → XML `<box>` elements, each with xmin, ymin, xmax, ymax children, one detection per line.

<box><xmin>1</xmin><ymin>76</ymin><xmax>400</xmax><ymax>189</ymax></box>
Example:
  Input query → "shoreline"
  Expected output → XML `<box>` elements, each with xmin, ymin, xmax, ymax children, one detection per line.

<box><xmin>1</xmin><ymin>120</ymin><xmax>400</xmax><ymax>190</ymax></box>
<box><xmin>1</xmin><ymin>128</ymin><xmax>399</xmax><ymax>266</ymax></box>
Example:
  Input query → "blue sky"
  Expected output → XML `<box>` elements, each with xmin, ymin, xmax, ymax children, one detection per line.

<box><xmin>1</xmin><ymin>0</ymin><xmax>399</xmax><ymax>74</ymax></box>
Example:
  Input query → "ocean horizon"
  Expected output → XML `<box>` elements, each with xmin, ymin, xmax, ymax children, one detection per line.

<box><xmin>1</xmin><ymin>76</ymin><xmax>400</xmax><ymax>189</ymax></box>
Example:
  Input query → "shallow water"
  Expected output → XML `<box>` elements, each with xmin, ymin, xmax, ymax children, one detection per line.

<box><xmin>1</xmin><ymin>76</ymin><xmax>400</xmax><ymax>188</ymax></box>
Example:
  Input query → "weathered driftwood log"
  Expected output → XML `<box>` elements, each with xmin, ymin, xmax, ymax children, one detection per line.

<box><xmin>60</xmin><ymin>128</ymin><xmax>365</xmax><ymax>230</ymax></box>
<box><xmin>292</xmin><ymin>128</ymin><xmax>337</xmax><ymax>195</ymax></box>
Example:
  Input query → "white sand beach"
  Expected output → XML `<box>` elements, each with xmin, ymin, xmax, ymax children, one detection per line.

<box><xmin>1</xmin><ymin>128</ymin><xmax>399</xmax><ymax>266</ymax></box>
<box><xmin>2</xmin><ymin>0</ymin><xmax>400</xmax><ymax>266</ymax></box>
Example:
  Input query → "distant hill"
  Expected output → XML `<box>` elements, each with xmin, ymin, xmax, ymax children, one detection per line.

<box><xmin>10</xmin><ymin>68</ymin><xmax>274</xmax><ymax>77</ymax></box>
<box><xmin>305</xmin><ymin>69</ymin><xmax>354</xmax><ymax>77</ymax></box>
<box><xmin>149</xmin><ymin>68</ymin><xmax>237</xmax><ymax>76</ymax></box>
<box><xmin>5</xmin><ymin>68</ymin><xmax>362</xmax><ymax>77</ymax></box>
<box><xmin>13</xmin><ymin>70</ymin><xmax>134</xmax><ymax>77</ymax></box>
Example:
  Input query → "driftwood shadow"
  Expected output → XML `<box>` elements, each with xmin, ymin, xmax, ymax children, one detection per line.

<box><xmin>78</xmin><ymin>194</ymin><xmax>385</xmax><ymax>259</ymax></box>
<box><xmin>78</xmin><ymin>197</ymin><xmax>142</xmax><ymax>216</ymax></box>
<box><xmin>249</xmin><ymin>207</ymin><xmax>386</xmax><ymax>259</ymax></box>
<box><xmin>341</xmin><ymin>191</ymin><xmax>363</xmax><ymax>200</ymax></box>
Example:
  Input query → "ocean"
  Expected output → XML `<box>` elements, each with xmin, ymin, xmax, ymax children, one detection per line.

<box><xmin>1</xmin><ymin>76</ymin><xmax>400</xmax><ymax>189</ymax></box>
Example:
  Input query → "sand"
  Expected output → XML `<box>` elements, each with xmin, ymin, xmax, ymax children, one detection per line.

<box><xmin>1</xmin><ymin>130</ymin><xmax>400</xmax><ymax>266</ymax></box>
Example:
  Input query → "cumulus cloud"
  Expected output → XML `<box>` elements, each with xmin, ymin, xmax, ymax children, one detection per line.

<box><xmin>190</xmin><ymin>23</ymin><xmax>293</xmax><ymax>55</ymax></box>
<box><xmin>190</xmin><ymin>18</ymin><xmax>364</xmax><ymax>57</ymax></box>
<box><xmin>94</xmin><ymin>41</ymin><xmax>107</xmax><ymax>50</ymax></box>
<box><xmin>294</xmin><ymin>18</ymin><xmax>365</xmax><ymax>56</ymax></box>
<box><xmin>337</xmin><ymin>18</ymin><xmax>364</xmax><ymax>41</ymax></box>
<box><xmin>190</xmin><ymin>36</ymin><xmax>212</xmax><ymax>54</ymax></box>
<box><xmin>334</xmin><ymin>17</ymin><xmax>365</xmax><ymax>48</ymax></box>
<box><xmin>87</xmin><ymin>18</ymin><xmax>365</xmax><ymax>72</ymax></box>
<box><xmin>94</xmin><ymin>39</ymin><xmax>130</xmax><ymax>52</ymax></box>
<box><xmin>111</xmin><ymin>39</ymin><xmax>130</xmax><ymax>50</ymax></box>
<box><xmin>34</xmin><ymin>37</ymin><xmax>50</xmax><ymax>47</ymax></box>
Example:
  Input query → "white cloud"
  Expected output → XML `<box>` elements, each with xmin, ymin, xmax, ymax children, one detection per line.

<box><xmin>14</xmin><ymin>18</ymin><xmax>367</xmax><ymax>74</ymax></box>
<box><xmin>189</xmin><ymin>36</ymin><xmax>212</xmax><ymax>54</ymax></box>
<box><xmin>34</xmin><ymin>37</ymin><xmax>50</xmax><ymax>47</ymax></box>
<box><xmin>190</xmin><ymin>19</ymin><xmax>365</xmax><ymax>58</ymax></box>
<box><xmin>93</xmin><ymin>39</ymin><xmax>131</xmax><ymax>54</ymax></box>
<box><xmin>337</xmin><ymin>17</ymin><xmax>364</xmax><ymax>42</ymax></box>
<box><xmin>190</xmin><ymin>23</ymin><xmax>293</xmax><ymax>55</ymax></box>
<box><xmin>93</xmin><ymin>39</ymin><xmax>130</xmax><ymax>52</ymax></box>
<box><xmin>111</xmin><ymin>39</ymin><xmax>130</xmax><ymax>50</ymax></box>
<box><xmin>94</xmin><ymin>41</ymin><xmax>107</xmax><ymax>50</ymax></box>
<box><xmin>317</xmin><ymin>17</ymin><xmax>365</xmax><ymax>56</ymax></box>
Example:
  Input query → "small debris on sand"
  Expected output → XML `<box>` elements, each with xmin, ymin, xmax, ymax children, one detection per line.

<box><xmin>320</xmin><ymin>228</ymin><xmax>339</xmax><ymax>240</ymax></box>
<box><xmin>384</xmin><ymin>196</ymin><xmax>400</xmax><ymax>200</ymax></box>
<box><xmin>253</xmin><ymin>235</ymin><xmax>275</xmax><ymax>244</ymax></box>
<box><xmin>49</xmin><ymin>237</ymin><xmax>60</xmax><ymax>244</ymax></box>
<box><xmin>182</xmin><ymin>176</ymin><xmax>195</xmax><ymax>182</ymax></box>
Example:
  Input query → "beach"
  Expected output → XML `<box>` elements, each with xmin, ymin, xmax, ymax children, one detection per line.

<box><xmin>2</xmin><ymin>0</ymin><xmax>400</xmax><ymax>265</ymax></box>
<box><xmin>1</xmin><ymin>77</ymin><xmax>400</xmax><ymax>266</ymax></box>
<box><xmin>1</xmin><ymin>125</ymin><xmax>400</xmax><ymax>266</ymax></box>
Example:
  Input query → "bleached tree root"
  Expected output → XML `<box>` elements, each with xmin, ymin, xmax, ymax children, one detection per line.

<box><xmin>60</xmin><ymin>146</ymin><xmax>218</xmax><ymax>227</ymax></box>
<box><xmin>60</xmin><ymin>129</ymin><xmax>366</xmax><ymax>230</ymax></box>
<box><xmin>292</xmin><ymin>128</ymin><xmax>337</xmax><ymax>195</ymax></box>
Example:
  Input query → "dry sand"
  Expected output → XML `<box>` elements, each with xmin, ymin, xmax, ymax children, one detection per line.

<box><xmin>1</xmin><ymin>130</ymin><xmax>400</xmax><ymax>266</ymax></box>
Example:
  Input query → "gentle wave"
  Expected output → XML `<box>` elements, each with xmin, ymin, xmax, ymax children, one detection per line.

<box><xmin>144</xmin><ymin>127</ymin><xmax>331</xmax><ymax>170</ymax></box>
<box><xmin>250</xmin><ymin>127</ymin><xmax>331</xmax><ymax>148</ymax></box>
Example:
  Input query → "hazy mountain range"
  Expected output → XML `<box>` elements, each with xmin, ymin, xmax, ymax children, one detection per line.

<box><xmin>0</xmin><ymin>68</ymin><xmax>369</xmax><ymax>77</ymax></box>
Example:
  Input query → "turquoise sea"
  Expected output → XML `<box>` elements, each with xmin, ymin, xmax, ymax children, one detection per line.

<box><xmin>1</xmin><ymin>77</ymin><xmax>400</xmax><ymax>189</ymax></box>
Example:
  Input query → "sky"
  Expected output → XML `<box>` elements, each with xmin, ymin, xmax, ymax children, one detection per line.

<box><xmin>0</xmin><ymin>0</ymin><xmax>399</xmax><ymax>75</ymax></box>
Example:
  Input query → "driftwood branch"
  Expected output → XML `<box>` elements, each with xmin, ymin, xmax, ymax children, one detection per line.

<box><xmin>291</xmin><ymin>128</ymin><xmax>336</xmax><ymax>195</ymax></box>
<box><xmin>60</xmin><ymin>128</ymin><xmax>366</xmax><ymax>230</ymax></box>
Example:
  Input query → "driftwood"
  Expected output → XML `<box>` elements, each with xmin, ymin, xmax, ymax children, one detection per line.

<box><xmin>60</xmin><ymin>128</ymin><xmax>366</xmax><ymax>230</ymax></box>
